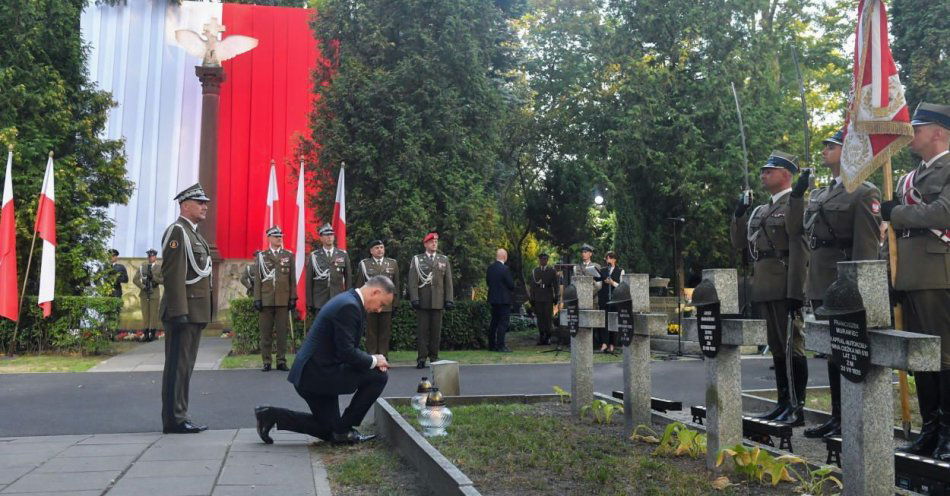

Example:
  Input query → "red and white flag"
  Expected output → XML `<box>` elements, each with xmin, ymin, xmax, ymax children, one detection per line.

<box><xmin>263</xmin><ymin>159</ymin><xmax>281</xmax><ymax>249</ymax></box>
<box><xmin>0</xmin><ymin>147</ymin><xmax>18</xmax><ymax>322</ymax></box>
<box><xmin>36</xmin><ymin>154</ymin><xmax>56</xmax><ymax>318</ymax></box>
<box><xmin>331</xmin><ymin>165</ymin><xmax>346</xmax><ymax>251</ymax></box>
<box><xmin>840</xmin><ymin>0</ymin><xmax>913</xmax><ymax>192</ymax></box>
<box><xmin>293</xmin><ymin>159</ymin><xmax>307</xmax><ymax>318</ymax></box>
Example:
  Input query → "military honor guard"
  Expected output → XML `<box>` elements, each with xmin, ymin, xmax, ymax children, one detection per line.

<box><xmin>730</xmin><ymin>151</ymin><xmax>810</xmax><ymax>426</ymax></box>
<box><xmin>110</xmin><ymin>249</ymin><xmax>129</xmax><ymax>300</ymax></box>
<box><xmin>160</xmin><ymin>183</ymin><xmax>214</xmax><ymax>434</ymax></box>
<box><xmin>240</xmin><ymin>259</ymin><xmax>255</xmax><ymax>297</ymax></box>
<box><xmin>882</xmin><ymin>103</ymin><xmax>950</xmax><ymax>459</ymax></box>
<box><xmin>133</xmin><ymin>249</ymin><xmax>163</xmax><ymax>342</ymax></box>
<box><xmin>354</xmin><ymin>239</ymin><xmax>400</xmax><ymax>357</ymax></box>
<box><xmin>253</xmin><ymin>227</ymin><xmax>297</xmax><ymax>372</ymax></box>
<box><xmin>408</xmin><ymin>232</ymin><xmax>454</xmax><ymax>369</ymax></box>
<box><xmin>306</xmin><ymin>224</ymin><xmax>352</xmax><ymax>318</ymax></box>
<box><xmin>794</xmin><ymin>129</ymin><xmax>882</xmax><ymax>439</ymax></box>
<box><xmin>529</xmin><ymin>253</ymin><xmax>558</xmax><ymax>345</ymax></box>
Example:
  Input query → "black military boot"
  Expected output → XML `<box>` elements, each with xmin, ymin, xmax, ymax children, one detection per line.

<box><xmin>900</xmin><ymin>371</ymin><xmax>940</xmax><ymax>455</ymax></box>
<box><xmin>777</xmin><ymin>355</ymin><xmax>809</xmax><ymax>426</ymax></box>
<box><xmin>932</xmin><ymin>371</ymin><xmax>950</xmax><ymax>461</ymax></box>
<box><xmin>805</xmin><ymin>360</ymin><xmax>841</xmax><ymax>437</ymax></box>
<box><xmin>758</xmin><ymin>356</ymin><xmax>791</xmax><ymax>420</ymax></box>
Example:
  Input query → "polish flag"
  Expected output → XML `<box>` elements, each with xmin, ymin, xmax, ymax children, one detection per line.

<box><xmin>293</xmin><ymin>158</ymin><xmax>307</xmax><ymax>318</ymax></box>
<box><xmin>263</xmin><ymin>159</ymin><xmax>281</xmax><ymax>249</ymax></box>
<box><xmin>331</xmin><ymin>165</ymin><xmax>346</xmax><ymax>251</ymax></box>
<box><xmin>0</xmin><ymin>147</ymin><xmax>18</xmax><ymax>322</ymax></box>
<box><xmin>36</xmin><ymin>153</ymin><xmax>56</xmax><ymax>318</ymax></box>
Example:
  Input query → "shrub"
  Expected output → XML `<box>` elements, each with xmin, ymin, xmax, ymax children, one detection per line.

<box><xmin>0</xmin><ymin>296</ymin><xmax>121</xmax><ymax>355</ymax></box>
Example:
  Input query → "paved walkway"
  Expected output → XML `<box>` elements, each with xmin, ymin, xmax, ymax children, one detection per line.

<box><xmin>89</xmin><ymin>337</ymin><xmax>233</xmax><ymax>373</ymax></box>
<box><xmin>0</xmin><ymin>429</ymin><xmax>332</xmax><ymax>496</ymax></box>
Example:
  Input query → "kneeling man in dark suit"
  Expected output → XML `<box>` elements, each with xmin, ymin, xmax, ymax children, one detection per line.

<box><xmin>254</xmin><ymin>275</ymin><xmax>394</xmax><ymax>445</ymax></box>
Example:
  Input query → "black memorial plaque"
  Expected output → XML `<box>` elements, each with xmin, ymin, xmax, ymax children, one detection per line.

<box><xmin>566</xmin><ymin>303</ymin><xmax>579</xmax><ymax>337</ymax></box>
<box><xmin>829</xmin><ymin>310</ymin><xmax>870</xmax><ymax>383</ymax></box>
<box><xmin>697</xmin><ymin>303</ymin><xmax>722</xmax><ymax>358</ymax></box>
<box><xmin>617</xmin><ymin>303</ymin><xmax>633</xmax><ymax>347</ymax></box>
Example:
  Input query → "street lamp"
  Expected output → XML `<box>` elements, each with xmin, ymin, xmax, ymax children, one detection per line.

<box><xmin>593</xmin><ymin>187</ymin><xmax>605</xmax><ymax>206</ymax></box>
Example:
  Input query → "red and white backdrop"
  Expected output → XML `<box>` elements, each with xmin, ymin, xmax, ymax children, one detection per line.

<box><xmin>81</xmin><ymin>0</ymin><xmax>323</xmax><ymax>259</ymax></box>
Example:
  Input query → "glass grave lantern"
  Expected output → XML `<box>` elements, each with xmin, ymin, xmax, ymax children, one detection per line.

<box><xmin>418</xmin><ymin>387</ymin><xmax>453</xmax><ymax>437</ymax></box>
<box><xmin>411</xmin><ymin>377</ymin><xmax>433</xmax><ymax>411</ymax></box>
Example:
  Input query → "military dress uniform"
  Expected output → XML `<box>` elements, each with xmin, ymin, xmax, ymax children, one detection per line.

<box><xmin>306</xmin><ymin>225</ymin><xmax>352</xmax><ymax>319</ymax></box>
<box><xmin>240</xmin><ymin>262</ymin><xmax>255</xmax><ymax>297</ymax></box>
<box><xmin>408</xmin><ymin>233</ymin><xmax>454</xmax><ymax>367</ymax></box>
<box><xmin>529</xmin><ymin>255</ymin><xmax>559</xmax><ymax>345</ymax></box>
<box><xmin>160</xmin><ymin>183</ymin><xmax>214</xmax><ymax>434</ymax></box>
<box><xmin>253</xmin><ymin>227</ymin><xmax>297</xmax><ymax>371</ymax></box>
<box><xmin>731</xmin><ymin>151</ymin><xmax>809</xmax><ymax>425</ymax></box>
<box><xmin>133</xmin><ymin>250</ymin><xmax>163</xmax><ymax>342</ymax></box>
<box><xmin>792</xmin><ymin>129</ymin><xmax>882</xmax><ymax>438</ymax></box>
<box><xmin>354</xmin><ymin>242</ymin><xmax>400</xmax><ymax>356</ymax></box>
<box><xmin>885</xmin><ymin>103</ymin><xmax>950</xmax><ymax>459</ymax></box>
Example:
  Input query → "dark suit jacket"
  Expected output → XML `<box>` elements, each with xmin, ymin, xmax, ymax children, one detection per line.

<box><xmin>288</xmin><ymin>289</ymin><xmax>372</xmax><ymax>395</ymax></box>
<box><xmin>598</xmin><ymin>265</ymin><xmax>622</xmax><ymax>308</ymax></box>
<box><xmin>486</xmin><ymin>261</ymin><xmax>515</xmax><ymax>305</ymax></box>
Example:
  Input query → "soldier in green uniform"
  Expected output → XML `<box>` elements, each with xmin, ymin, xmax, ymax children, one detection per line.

<box><xmin>133</xmin><ymin>249</ymin><xmax>163</xmax><ymax>342</ymax></box>
<box><xmin>794</xmin><ymin>129</ymin><xmax>882</xmax><ymax>439</ymax></box>
<box><xmin>731</xmin><ymin>151</ymin><xmax>810</xmax><ymax>426</ymax></box>
<box><xmin>529</xmin><ymin>253</ymin><xmax>558</xmax><ymax>345</ymax></box>
<box><xmin>306</xmin><ymin>224</ymin><xmax>352</xmax><ymax>319</ymax></box>
<box><xmin>240</xmin><ymin>260</ymin><xmax>255</xmax><ymax>297</ymax></box>
<box><xmin>355</xmin><ymin>239</ymin><xmax>400</xmax><ymax>357</ymax></box>
<box><xmin>575</xmin><ymin>244</ymin><xmax>602</xmax><ymax>346</ymax></box>
<box><xmin>408</xmin><ymin>232</ymin><xmax>454</xmax><ymax>369</ymax></box>
<box><xmin>160</xmin><ymin>183</ymin><xmax>214</xmax><ymax>434</ymax></box>
<box><xmin>253</xmin><ymin>227</ymin><xmax>297</xmax><ymax>372</ymax></box>
<box><xmin>882</xmin><ymin>103</ymin><xmax>950</xmax><ymax>459</ymax></box>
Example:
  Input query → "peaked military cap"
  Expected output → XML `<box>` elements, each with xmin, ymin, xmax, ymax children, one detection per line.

<box><xmin>146</xmin><ymin>248</ymin><xmax>158</xmax><ymax>256</ymax></box>
<box><xmin>608</xmin><ymin>282</ymin><xmax>632</xmax><ymax>305</ymax></box>
<box><xmin>318</xmin><ymin>223</ymin><xmax>334</xmax><ymax>236</ymax></box>
<box><xmin>174</xmin><ymin>183</ymin><xmax>211</xmax><ymax>203</ymax></box>
<box><xmin>109</xmin><ymin>249</ymin><xmax>119</xmax><ymax>257</ymax></box>
<box><xmin>911</xmin><ymin>102</ymin><xmax>950</xmax><ymax>129</ymax></box>
<box><xmin>815</xmin><ymin>276</ymin><xmax>865</xmax><ymax>319</ymax></box>
<box><xmin>538</xmin><ymin>253</ymin><xmax>549</xmax><ymax>259</ymax></box>
<box><xmin>580</xmin><ymin>244</ymin><xmax>594</xmax><ymax>252</ymax></box>
<box><xmin>423</xmin><ymin>232</ymin><xmax>439</xmax><ymax>243</ymax></box>
<box><xmin>266</xmin><ymin>226</ymin><xmax>283</xmax><ymax>237</ymax></box>
<box><xmin>691</xmin><ymin>279</ymin><xmax>720</xmax><ymax>307</ymax></box>
<box><xmin>822</xmin><ymin>129</ymin><xmax>845</xmax><ymax>146</ymax></box>
<box><xmin>761</xmin><ymin>150</ymin><xmax>799</xmax><ymax>174</ymax></box>
<box><xmin>368</xmin><ymin>239</ymin><xmax>384</xmax><ymax>249</ymax></box>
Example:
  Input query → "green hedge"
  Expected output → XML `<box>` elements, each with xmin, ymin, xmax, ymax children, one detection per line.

<box><xmin>229</xmin><ymin>297</ymin><xmax>523</xmax><ymax>353</ymax></box>
<box><xmin>0</xmin><ymin>296</ymin><xmax>122</xmax><ymax>354</ymax></box>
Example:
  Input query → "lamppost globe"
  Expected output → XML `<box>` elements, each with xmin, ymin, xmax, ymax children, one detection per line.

<box><xmin>593</xmin><ymin>194</ymin><xmax>604</xmax><ymax>206</ymax></box>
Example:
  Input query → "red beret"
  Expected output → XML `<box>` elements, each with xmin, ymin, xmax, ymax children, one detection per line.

<box><xmin>423</xmin><ymin>232</ymin><xmax>439</xmax><ymax>243</ymax></box>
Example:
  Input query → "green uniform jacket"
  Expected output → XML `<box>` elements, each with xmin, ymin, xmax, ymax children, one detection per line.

<box><xmin>159</xmin><ymin>217</ymin><xmax>215</xmax><ymax>323</ymax></box>
<box><xmin>133</xmin><ymin>261</ymin><xmax>163</xmax><ymax>327</ymax></box>
<box><xmin>240</xmin><ymin>262</ymin><xmax>254</xmax><ymax>297</ymax></box>
<box><xmin>408</xmin><ymin>253</ymin><xmax>453</xmax><ymax>309</ymax></box>
<box><xmin>789</xmin><ymin>181</ymin><xmax>882</xmax><ymax>300</ymax></box>
<box><xmin>253</xmin><ymin>248</ymin><xmax>297</xmax><ymax>307</ymax></box>
<box><xmin>891</xmin><ymin>153</ymin><xmax>950</xmax><ymax>291</ymax></box>
<box><xmin>529</xmin><ymin>266</ymin><xmax>559</xmax><ymax>303</ymax></box>
<box><xmin>306</xmin><ymin>248</ymin><xmax>351</xmax><ymax>308</ymax></box>
<box><xmin>354</xmin><ymin>257</ymin><xmax>400</xmax><ymax>312</ymax></box>
<box><xmin>731</xmin><ymin>192</ymin><xmax>809</xmax><ymax>302</ymax></box>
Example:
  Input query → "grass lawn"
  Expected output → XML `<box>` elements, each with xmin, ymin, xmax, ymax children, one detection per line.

<box><xmin>395</xmin><ymin>402</ymin><xmax>799</xmax><ymax>495</ymax></box>
<box><xmin>0</xmin><ymin>341</ymin><xmax>140</xmax><ymax>373</ymax></box>
<box><xmin>315</xmin><ymin>441</ymin><xmax>427</xmax><ymax>496</ymax></box>
<box><xmin>221</xmin><ymin>329</ymin><xmax>627</xmax><ymax>369</ymax></box>
<box><xmin>754</xmin><ymin>382</ymin><xmax>922</xmax><ymax>430</ymax></box>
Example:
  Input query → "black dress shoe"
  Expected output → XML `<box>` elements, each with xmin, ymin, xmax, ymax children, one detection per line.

<box><xmin>331</xmin><ymin>429</ymin><xmax>377</xmax><ymax>445</ymax></box>
<box><xmin>804</xmin><ymin>417</ymin><xmax>840</xmax><ymax>439</ymax></box>
<box><xmin>775</xmin><ymin>405</ymin><xmax>805</xmax><ymax>427</ymax></box>
<box><xmin>276</xmin><ymin>363</ymin><xmax>289</xmax><ymax>371</ymax></box>
<box><xmin>163</xmin><ymin>421</ymin><xmax>207</xmax><ymax>434</ymax></box>
<box><xmin>254</xmin><ymin>406</ymin><xmax>276</xmax><ymax>444</ymax></box>
<box><xmin>261</xmin><ymin>363</ymin><xmax>271</xmax><ymax>372</ymax></box>
<box><xmin>416</xmin><ymin>361</ymin><xmax>426</xmax><ymax>369</ymax></box>
<box><xmin>756</xmin><ymin>401</ymin><xmax>790</xmax><ymax>421</ymax></box>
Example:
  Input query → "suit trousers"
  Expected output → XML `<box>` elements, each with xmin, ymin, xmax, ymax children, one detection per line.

<box><xmin>161</xmin><ymin>321</ymin><xmax>205</xmax><ymax>428</ymax></box>
<box><xmin>488</xmin><ymin>303</ymin><xmax>511</xmax><ymax>350</ymax></box>
<box><xmin>535</xmin><ymin>301</ymin><xmax>553</xmax><ymax>344</ymax></box>
<box><xmin>904</xmin><ymin>289</ymin><xmax>950</xmax><ymax>369</ymax></box>
<box><xmin>270</xmin><ymin>369</ymin><xmax>388</xmax><ymax>441</ymax></box>
<box><xmin>259</xmin><ymin>306</ymin><xmax>289</xmax><ymax>365</ymax></box>
<box><xmin>416</xmin><ymin>309</ymin><xmax>444</xmax><ymax>362</ymax></box>
<box><xmin>754</xmin><ymin>300</ymin><xmax>805</xmax><ymax>359</ymax></box>
<box><xmin>366</xmin><ymin>311</ymin><xmax>394</xmax><ymax>356</ymax></box>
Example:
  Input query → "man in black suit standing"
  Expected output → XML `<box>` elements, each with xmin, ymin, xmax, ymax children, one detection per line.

<box><xmin>486</xmin><ymin>248</ymin><xmax>515</xmax><ymax>352</ymax></box>
<box><xmin>253</xmin><ymin>275</ymin><xmax>394</xmax><ymax>445</ymax></box>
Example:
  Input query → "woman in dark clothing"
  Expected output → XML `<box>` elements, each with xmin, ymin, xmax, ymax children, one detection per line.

<box><xmin>597</xmin><ymin>252</ymin><xmax>624</xmax><ymax>353</ymax></box>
